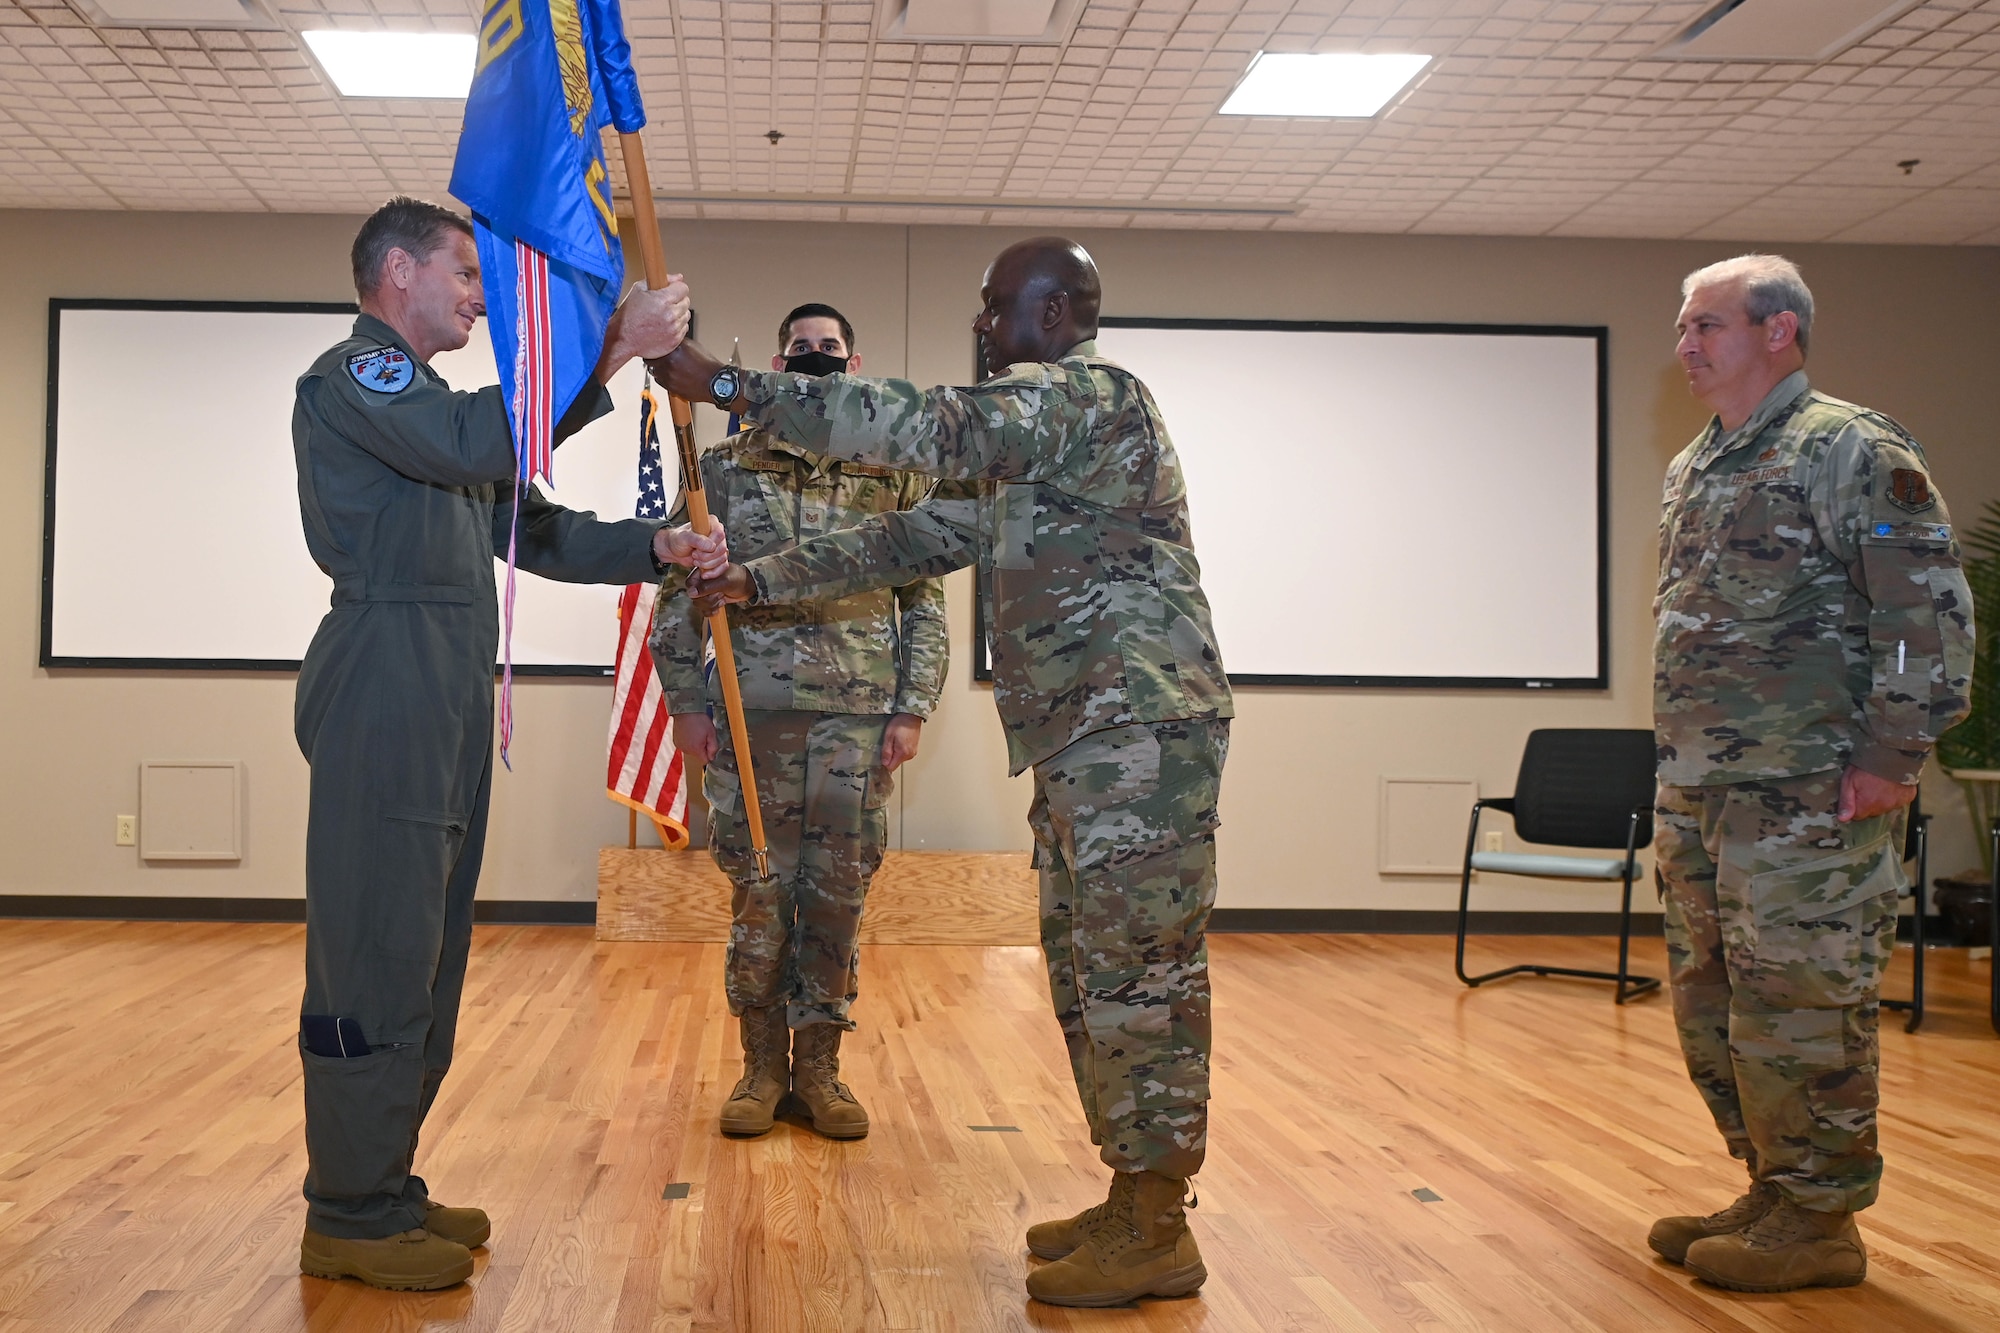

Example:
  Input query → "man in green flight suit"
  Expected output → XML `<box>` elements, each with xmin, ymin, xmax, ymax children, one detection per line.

<box><xmin>654</xmin><ymin>238</ymin><xmax>1234</xmax><ymax>1309</ymax></box>
<box><xmin>652</xmin><ymin>301</ymin><xmax>948</xmax><ymax>1140</ymax></box>
<box><xmin>290</xmin><ymin>197</ymin><xmax>707</xmax><ymax>1291</ymax></box>
<box><xmin>1648</xmin><ymin>254</ymin><xmax>1974</xmax><ymax>1291</ymax></box>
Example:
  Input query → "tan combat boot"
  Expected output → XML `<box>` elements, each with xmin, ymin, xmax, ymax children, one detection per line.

<box><xmin>422</xmin><ymin>1200</ymin><xmax>491</xmax><ymax>1249</ymax></box>
<box><xmin>788</xmin><ymin>1022</ymin><xmax>870</xmax><ymax>1139</ymax></box>
<box><xmin>1025</xmin><ymin>1171</ymin><xmax>1206</xmax><ymax>1308</ymax></box>
<box><xmin>1027</xmin><ymin>1171</ymin><xmax>1135</xmax><ymax>1260</ymax></box>
<box><xmin>719</xmin><ymin>1004</ymin><xmax>791</xmax><ymax>1137</ymax></box>
<box><xmin>1683</xmin><ymin>1196</ymin><xmax>1867</xmax><ymax>1292</ymax></box>
<box><xmin>1647</xmin><ymin>1180</ymin><xmax>1779</xmax><ymax>1264</ymax></box>
<box><xmin>299</xmin><ymin>1226</ymin><xmax>474</xmax><ymax>1290</ymax></box>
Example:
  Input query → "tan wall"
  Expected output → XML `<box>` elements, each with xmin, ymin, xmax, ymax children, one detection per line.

<box><xmin>2</xmin><ymin>210</ymin><xmax>1995</xmax><ymax>906</ymax></box>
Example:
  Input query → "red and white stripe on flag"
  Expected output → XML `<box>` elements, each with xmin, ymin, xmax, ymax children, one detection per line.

<box><xmin>605</xmin><ymin>581</ymin><xmax>690</xmax><ymax>848</ymax></box>
<box><xmin>512</xmin><ymin>238</ymin><xmax>555</xmax><ymax>483</ymax></box>
<box><xmin>499</xmin><ymin>239</ymin><xmax>557</xmax><ymax>767</ymax></box>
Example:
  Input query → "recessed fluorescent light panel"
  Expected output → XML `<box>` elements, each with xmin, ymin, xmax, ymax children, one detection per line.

<box><xmin>1219</xmin><ymin>52</ymin><xmax>1430</xmax><ymax>118</ymax></box>
<box><xmin>302</xmin><ymin>31</ymin><xmax>476</xmax><ymax>99</ymax></box>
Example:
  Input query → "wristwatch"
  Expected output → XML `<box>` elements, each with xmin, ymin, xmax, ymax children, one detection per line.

<box><xmin>708</xmin><ymin>365</ymin><xmax>742</xmax><ymax>407</ymax></box>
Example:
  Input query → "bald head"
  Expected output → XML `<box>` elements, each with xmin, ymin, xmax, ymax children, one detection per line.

<box><xmin>974</xmin><ymin>236</ymin><xmax>1103</xmax><ymax>374</ymax></box>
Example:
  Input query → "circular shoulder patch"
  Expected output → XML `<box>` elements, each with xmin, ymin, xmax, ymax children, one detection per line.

<box><xmin>346</xmin><ymin>346</ymin><xmax>414</xmax><ymax>395</ymax></box>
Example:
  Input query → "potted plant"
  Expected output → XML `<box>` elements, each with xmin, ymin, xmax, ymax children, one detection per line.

<box><xmin>1936</xmin><ymin>499</ymin><xmax>2000</xmax><ymax>943</ymax></box>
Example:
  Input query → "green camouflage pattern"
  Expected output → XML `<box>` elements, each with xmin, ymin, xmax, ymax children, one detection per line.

<box><xmin>738</xmin><ymin>340</ymin><xmax>1234</xmax><ymax>776</ymax></box>
<box><xmin>702</xmin><ymin>708</ymin><xmax>894</xmax><ymax>1030</ymax></box>
<box><xmin>1029</xmin><ymin>717</ymin><xmax>1229</xmax><ymax>1179</ymax></box>
<box><xmin>1655</xmin><ymin>370</ymin><xmax>1975</xmax><ymax>786</ymax></box>
<box><xmin>1656</xmin><ymin>773</ymin><xmax>1901</xmax><ymax>1212</ymax></box>
<box><xmin>650</xmin><ymin>425</ymin><xmax>948</xmax><ymax>719</ymax></box>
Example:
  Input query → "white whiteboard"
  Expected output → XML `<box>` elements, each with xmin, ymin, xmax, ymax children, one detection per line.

<box><xmin>43</xmin><ymin>301</ymin><xmax>661</xmax><ymax>673</ymax></box>
<box><xmin>1091</xmin><ymin>320</ymin><xmax>1604</xmax><ymax>687</ymax></box>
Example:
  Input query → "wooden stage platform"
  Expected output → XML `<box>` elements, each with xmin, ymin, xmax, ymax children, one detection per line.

<box><xmin>597</xmin><ymin>848</ymin><xmax>1039</xmax><ymax>945</ymax></box>
<box><xmin>0</xmin><ymin>921</ymin><xmax>1995</xmax><ymax>1331</ymax></box>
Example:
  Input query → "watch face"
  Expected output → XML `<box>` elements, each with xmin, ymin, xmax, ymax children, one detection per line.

<box><xmin>711</xmin><ymin>368</ymin><xmax>739</xmax><ymax>402</ymax></box>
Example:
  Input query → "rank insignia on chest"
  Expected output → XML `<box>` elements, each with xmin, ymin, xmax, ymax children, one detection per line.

<box><xmin>1887</xmin><ymin>467</ymin><xmax>1934</xmax><ymax>512</ymax></box>
<box><xmin>347</xmin><ymin>346</ymin><xmax>414</xmax><ymax>394</ymax></box>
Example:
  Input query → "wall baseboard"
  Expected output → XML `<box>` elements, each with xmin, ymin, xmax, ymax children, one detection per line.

<box><xmin>1210</xmin><ymin>908</ymin><xmax>1667</xmax><ymax>936</ymax></box>
<box><xmin>0</xmin><ymin>896</ymin><xmax>594</xmax><ymax>925</ymax></box>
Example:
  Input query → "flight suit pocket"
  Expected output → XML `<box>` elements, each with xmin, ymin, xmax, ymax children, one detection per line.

<box><xmin>374</xmin><ymin>806</ymin><xmax>467</xmax><ymax>962</ymax></box>
<box><xmin>298</xmin><ymin>1042</ymin><xmax>425</xmax><ymax>1201</ymax></box>
<box><xmin>1746</xmin><ymin>830</ymin><xmax>1899</xmax><ymax>1014</ymax></box>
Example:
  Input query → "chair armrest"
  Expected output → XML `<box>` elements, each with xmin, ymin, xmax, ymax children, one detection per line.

<box><xmin>1479</xmin><ymin>797</ymin><xmax>1516</xmax><ymax>814</ymax></box>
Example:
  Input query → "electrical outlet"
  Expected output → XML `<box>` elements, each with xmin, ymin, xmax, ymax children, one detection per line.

<box><xmin>1483</xmin><ymin>830</ymin><xmax>1505</xmax><ymax>853</ymax></box>
<box><xmin>115</xmin><ymin>815</ymin><xmax>137</xmax><ymax>846</ymax></box>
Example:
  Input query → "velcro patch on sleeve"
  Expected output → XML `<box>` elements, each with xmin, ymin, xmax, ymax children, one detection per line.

<box><xmin>346</xmin><ymin>346</ymin><xmax>414</xmax><ymax>395</ymax></box>
<box><xmin>1885</xmin><ymin>466</ymin><xmax>1935</xmax><ymax>513</ymax></box>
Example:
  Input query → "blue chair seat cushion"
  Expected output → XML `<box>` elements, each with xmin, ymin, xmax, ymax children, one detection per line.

<box><xmin>1471</xmin><ymin>851</ymin><xmax>1634</xmax><ymax>880</ymax></box>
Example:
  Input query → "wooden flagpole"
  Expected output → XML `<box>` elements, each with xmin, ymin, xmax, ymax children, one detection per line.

<box><xmin>616</xmin><ymin>132</ymin><xmax>772</xmax><ymax>880</ymax></box>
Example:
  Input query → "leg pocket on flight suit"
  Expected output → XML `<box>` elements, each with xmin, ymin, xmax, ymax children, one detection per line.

<box><xmin>299</xmin><ymin>1041</ymin><xmax>425</xmax><ymax>1202</ymax></box>
<box><xmin>374</xmin><ymin>806</ymin><xmax>468</xmax><ymax>962</ymax></box>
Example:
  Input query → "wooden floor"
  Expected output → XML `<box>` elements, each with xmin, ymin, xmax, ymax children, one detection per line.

<box><xmin>0</xmin><ymin>924</ymin><xmax>1996</xmax><ymax>1332</ymax></box>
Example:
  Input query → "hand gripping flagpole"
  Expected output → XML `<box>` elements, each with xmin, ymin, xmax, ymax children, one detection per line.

<box><xmin>616</xmin><ymin>134</ymin><xmax>772</xmax><ymax>880</ymax></box>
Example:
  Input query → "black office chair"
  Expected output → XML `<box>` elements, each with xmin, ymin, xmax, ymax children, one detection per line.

<box><xmin>1881</xmin><ymin>794</ymin><xmax>1932</xmax><ymax>1034</ymax></box>
<box><xmin>1454</xmin><ymin>729</ymin><xmax>1661</xmax><ymax>1005</ymax></box>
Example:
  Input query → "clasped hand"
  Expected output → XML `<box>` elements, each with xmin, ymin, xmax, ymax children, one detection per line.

<box><xmin>648</xmin><ymin>523</ymin><xmax>755</xmax><ymax>615</ymax></box>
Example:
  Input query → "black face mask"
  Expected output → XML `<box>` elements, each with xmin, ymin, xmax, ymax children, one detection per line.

<box><xmin>783</xmin><ymin>350</ymin><xmax>848</xmax><ymax>377</ymax></box>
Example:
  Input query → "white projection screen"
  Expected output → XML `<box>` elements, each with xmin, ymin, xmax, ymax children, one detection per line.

<box><xmin>1079</xmin><ymin>318</ymin><xmax>1607</xmax><ymax>688</ymax></box>
<box><xmin>42</xmin><ymin>300</ymin><xmax>659</xmax><ymax>674</ymax></box>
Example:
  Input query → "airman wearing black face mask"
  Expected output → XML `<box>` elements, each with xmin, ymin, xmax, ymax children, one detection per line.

<box><xmin>646</xmin><ymin>303</ymin><xmax>950</xmax><ymax>1141</ymax></box>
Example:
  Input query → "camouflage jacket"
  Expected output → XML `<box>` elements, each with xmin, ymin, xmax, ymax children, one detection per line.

<box><xmin>733</xmin><ymin>339</ymin><xmax>1233</xmax><ymax>776</ymax></box>
<box><xmin>650</xmin><ymin>425</ymin><xmax>948</xmax><ymax>719</ymax></box>
<box><xmin>1655</xmin><ymin>371</ymin><xmax>1974</xmax><ymax>786</ymax></box>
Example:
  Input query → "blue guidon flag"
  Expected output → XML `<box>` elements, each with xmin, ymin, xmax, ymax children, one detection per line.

<box><xmin>449</xmin><ymin>0</ymin><xmax>645</xmax><ymax>764</ymax></box>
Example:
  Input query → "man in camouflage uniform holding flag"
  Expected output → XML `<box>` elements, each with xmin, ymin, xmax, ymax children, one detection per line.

<box><xmin>655</xmin><ymin>237</ymin><xmax>1232</xmax><ymax>1309</ymax></box>
<box><xmin>1649</xmin><ymin>254</ymin><xmax>1974</xmax><ymax>1292</ymax></box>
<box><xmin>651</xmin><ymin>302</ymin><xmax>948</xmax><ymax>1141</ymax></box>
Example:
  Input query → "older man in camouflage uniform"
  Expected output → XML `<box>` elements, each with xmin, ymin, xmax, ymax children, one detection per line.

<box><xmin>655</xmin><ymin>237</ymin><xmax>1232</xmax><ymax>1309</ymax></box>
<box><xmin>1649</xmin><ymin>254</ymin><xmax>1974</xmax><ymax>1292</ymax></box>
<box><xmin>652</xmin><ymin>302</ymin><xmax>947</xmax><ymax>1141</ymax></box>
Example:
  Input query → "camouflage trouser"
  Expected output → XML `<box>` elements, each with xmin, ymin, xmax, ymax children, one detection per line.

<box><xmin>1028</xmin><ymin>717</ymin><xmax>1229</xmax><ymax>1180</ymax></box>
<box><xmin>704</xmin><ymin>708</ymin><xmax>893</xmax><ymax>1030</ymax></box>
<box><xmin>1656</xmin><ymin>772</ymin><xmax>1904</xmax><ymax>1213</ymax></box>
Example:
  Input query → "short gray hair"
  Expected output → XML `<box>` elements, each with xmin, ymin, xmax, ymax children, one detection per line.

<box><xmin>351</xmin><ymin>196</ymin><xmax>474</xmax><ymax>298</ymax></box>
<box><xmin>1681</xmin><ymin>253</ymin><xmax>1815</xmax><ymax>356</ymax></box>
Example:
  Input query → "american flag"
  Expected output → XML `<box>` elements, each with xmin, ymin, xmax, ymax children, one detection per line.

<box><xmin>604</xmin><ymin>378</ymin><xmax>690</xmax><ymax>847</ymax></box>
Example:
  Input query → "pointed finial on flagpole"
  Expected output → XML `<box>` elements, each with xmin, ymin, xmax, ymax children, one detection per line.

<box><xmin>729</xmin><ymin>337</ymin><xmax>741</xmax><ymax>367</ymax></box>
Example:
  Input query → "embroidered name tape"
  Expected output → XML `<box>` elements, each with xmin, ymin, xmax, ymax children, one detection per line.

<box><xmin>347</xmin><ymin>346</ymin><xmax>414</xmax><ymax>395</ymax></box>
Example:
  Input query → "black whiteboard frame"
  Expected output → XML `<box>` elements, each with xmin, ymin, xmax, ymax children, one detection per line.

<box><xmin>970</xmin><ymin>315</ymin><xmax>1611</xmax><ymax>692</ymax></box>
<box><xmin>39</xmin><ymin>297</ymin><xmax>614</xmax><ymax>678</ymax></box>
